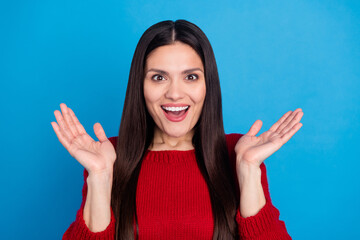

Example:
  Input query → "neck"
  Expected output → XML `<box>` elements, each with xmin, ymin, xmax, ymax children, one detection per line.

<box><xmin>149</xmin><ymin>127</ymin><xmax>194</xmax><ymax>151</ymax></box>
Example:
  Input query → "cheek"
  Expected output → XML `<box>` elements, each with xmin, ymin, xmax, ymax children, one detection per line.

<box><xmin>191</xmin><ymin>83</ymin><xmax>206</xmax><ymax>104</ymax></box>
<box><xmin>143</xmin><ymin>82</ymin><xmax>161</xmax><ymax>105</ymax></box>
<box><xmin>143</xmin><ymin>83</ymin><xmax>166</xmax><ymax>122</ymax></box>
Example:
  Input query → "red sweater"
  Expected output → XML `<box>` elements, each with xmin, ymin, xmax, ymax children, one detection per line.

<box><xmin>63</xmin><ymin>134</ymin><xmax>291</xmax><ymax>239</ymax></box>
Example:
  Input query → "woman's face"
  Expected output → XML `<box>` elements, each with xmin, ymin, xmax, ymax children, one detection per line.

<box><xmin>144</xmin><ymin>41</ymin><xmax>206</xmax><ymax>140</ymax></box>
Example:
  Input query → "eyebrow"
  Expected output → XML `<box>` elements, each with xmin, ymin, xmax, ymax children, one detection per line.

<box><xmin>146</xmin><ymin>68</ymin><xmax>204</xmax><ymax>75</ymax></box>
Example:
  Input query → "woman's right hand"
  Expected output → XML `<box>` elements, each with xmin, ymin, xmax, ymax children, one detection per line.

<box><xmin>51</xmin><ymin>103</ymin><xmax>116</xmax><ymax>176</ymax></box>
<box><xmin>52</xmin><ymin>103</ymin><xmax>115</xmax><ymax>232</ymax></box>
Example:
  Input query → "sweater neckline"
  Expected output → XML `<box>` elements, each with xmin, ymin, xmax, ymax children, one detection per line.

<box><xmin>144</xmin><ymin>149</ymin><xmax>196</xmax><ymax>163</ymax></box>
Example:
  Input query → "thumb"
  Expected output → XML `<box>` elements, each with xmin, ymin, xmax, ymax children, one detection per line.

<box><xmin>246</xmin><ymin>120</ymin><xmax>263</xmax><ymax>136</ymax></box>
<box><xmin>93</xmin><ymin>123</ymin><xmax>108</xmax><ymax>143</ymax></box>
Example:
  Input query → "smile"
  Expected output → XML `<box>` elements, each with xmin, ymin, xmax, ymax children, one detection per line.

<box><xmin>162</xmin><ymin>106</ymin><xmax>189</xmax><ymax>111</ymax></box>
<box><xmin>161</xmin><ymin>105</ymin><xmax>190</xmax><ymax>122</ymax></box>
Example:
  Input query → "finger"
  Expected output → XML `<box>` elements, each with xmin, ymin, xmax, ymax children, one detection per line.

<box><xmin>51</xmin><ymin>121</ymin><xmax>71</xmax><ymax>149</ymax></box>
<box><xmin>275</xmin><ymin>108</ymin><xmax>302</xmax><ymax>133</ymax></box>
<box><xmin>280</xmin><ymin>122</ymin><xmax>303</xmax><ymax>143</ymax></box>
<box><xmin>279</xmin><ymin>111</ymin><xmax>304</xmax><ymax>135</ymax></box>
<box><xmin>60</xmin><ymin>103</ymin><xmax>79</xmax><ymax>136</ymax></box>
<box><xmin>246</xmin><ymin>120</ymin><xmax>263</xmax><ymax>136</ymax></box>
<box><xmin>68</xmin><ymin>108</ymin><xmax>87</xmax><ymax>135</ymax></box>
<box><xmin>93</xmin><ymin>123</ymin><xmax>108</xmax><ymax>143</ymax></box>
<box><xmin>54</xmin><ymin>110</ymin><xmax>74</xmax><ymax>141</ymax></box>
<box><xmin>269</xmin><ymin>111</ymin><xmax>292</xmax><ymax>132</ymax></box>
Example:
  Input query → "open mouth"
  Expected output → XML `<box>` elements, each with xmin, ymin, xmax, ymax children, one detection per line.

<box><xmin>161</xmin><ymin>105</ymin><xmax>190</xmax><ymax>122</ymax></box>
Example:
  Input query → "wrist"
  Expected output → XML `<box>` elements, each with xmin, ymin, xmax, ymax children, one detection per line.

<box><xmin>237</xmin><ymin>161</ymin><xmax>261</xmax><ymax>185</ymax></box>
<box><xmin>87</xmin><ymin>168</ymin><xmax>113</xmax><ymax>181</ymax></box>
<box><xmin>87</xmin><ymin>171</ymin><xmax>113</xmax><ymax>193</ymax></box>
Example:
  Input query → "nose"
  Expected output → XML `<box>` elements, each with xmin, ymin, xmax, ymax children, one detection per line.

<box><xmin>165</xmin><ymin>79</ymin><xmax>184</xmax><ymax>101</ymax></box>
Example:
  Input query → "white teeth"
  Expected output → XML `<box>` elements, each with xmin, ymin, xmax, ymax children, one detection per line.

<box><xmin>162</xmin><ymin>106</ymin><xmax>189</xmax><ymax>112</ymax></box>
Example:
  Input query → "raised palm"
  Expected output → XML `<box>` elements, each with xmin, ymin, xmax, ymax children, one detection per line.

<box><xmin>51</xmin><ymin>103</ymin><xmax>116</xmax><ymax>175</ymax></box>
<box><xmin>235</xmin><ymin>109</ymin><xmax>303</xmax><ymax>169</ymax></box>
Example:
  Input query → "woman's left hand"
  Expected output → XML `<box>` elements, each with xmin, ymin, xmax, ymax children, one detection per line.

<box><xmin>235</xmin><ymin>108</ymin><xmax>303</xmax><ymax>169</ymax></box>
<box><xmin>235</xmin><ymin>108</ymin><xmax>303</xmax><ymax>217</ymax></box>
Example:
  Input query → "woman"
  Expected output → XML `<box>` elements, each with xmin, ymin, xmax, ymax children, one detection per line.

<box><xmin>51</xmin><ymin>20</ymin><xmax>303</xmax><ymax>240</ymax></box>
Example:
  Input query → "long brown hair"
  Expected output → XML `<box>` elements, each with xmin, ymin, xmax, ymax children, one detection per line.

<box><xmin>112</xmin><ymin>19</ymin><xmax>238</xmax><ymax>240</ymax></box>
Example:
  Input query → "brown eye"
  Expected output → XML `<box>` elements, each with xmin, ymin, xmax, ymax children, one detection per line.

<box><xmin>186</xmin><ymin>74</ymin><xmax>198</xmax><ymax>81</ymax></box>
<box><xmin>152</xmin><ymin>74</ymin><xmax>165</xmax><ymax>81</ymax></box>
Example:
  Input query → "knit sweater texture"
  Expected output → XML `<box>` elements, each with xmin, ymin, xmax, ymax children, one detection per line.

<box><xmin>62</xmin><ymin>133</ymin><xmax>291</xmax><ymax>239</ymax></box>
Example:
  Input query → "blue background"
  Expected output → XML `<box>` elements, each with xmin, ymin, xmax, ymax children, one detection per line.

<box><xmin>1</xmin><ymin>0</ymin><xmax>359</xmax><ymax>239</ymax></box>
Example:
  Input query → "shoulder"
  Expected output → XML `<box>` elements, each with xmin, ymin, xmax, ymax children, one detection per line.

<box><xmin>225</xmin><ymin>133</ymin><xmax>268</xmax><ymax>183</ymax></box>
<box><xmin>224</xmin><ymin>133</ymin><xmax>269</xmax><ymax>199</ymax></box>
<box><xmin>108</xmin><ymin>136</ymin><xmax>118</xmax><ymax>149</ymax></box>
<box><xmin>224</xmin><ymin>133</ymin><xmax>243</xmax><ymax>178</ymax></box>
<box><xmin>225</xmin><ymin>133</ymin><xmax>244</xmax><ymax>160</ymax></box>
<box><xmin>225</xmin><ymin>133</ymin><xmax>244</xmax><ymax>143</ymax></box>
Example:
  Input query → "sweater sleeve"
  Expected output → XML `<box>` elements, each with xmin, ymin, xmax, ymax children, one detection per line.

<box><xmin>62</xmin><ymin>137</ymin><xmax>118</xmax><ymax>240</ymax></box>
<box><xmin>225</xmin><ymin>134</ymin><xmax>292</xmax><ymax>240</ymax></box>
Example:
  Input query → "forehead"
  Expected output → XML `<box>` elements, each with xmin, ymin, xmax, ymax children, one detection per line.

<box><xmin>145</xmin><ymin>42</ymin><xmax>203</xmax><ymax>71</ymax></box>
